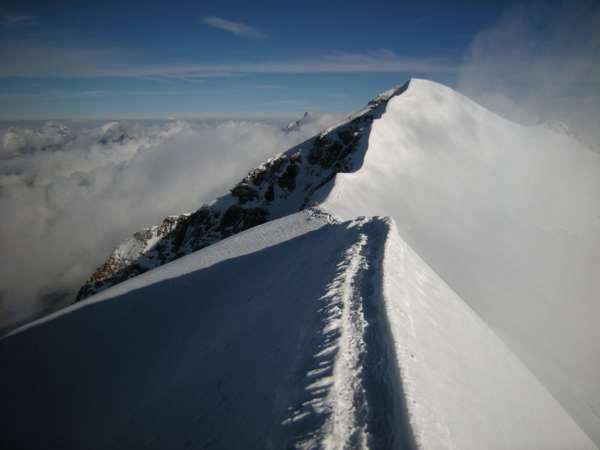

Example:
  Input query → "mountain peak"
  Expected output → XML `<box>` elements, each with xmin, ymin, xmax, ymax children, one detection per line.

<box><xmin>76</xmin><ymin>82</ymin><xmax>410</xmax><ymax>301</ymax></box>
<box><xmin>5</xmin><ymin>78</ymin><xmax>600</xmax><ymax>449</ymax></box>
<box><xmin>283</xmin><ymin>111</ymin><xmax>311</xmax><ymax>132</ymax></box>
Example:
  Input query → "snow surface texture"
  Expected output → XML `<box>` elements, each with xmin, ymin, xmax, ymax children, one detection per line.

<box><xmin>382</xmin><ymin>221</ymin><xmax>593</xmax><ymax>449</ymax></box>
<box><xmin>2</xmin><ymin>80</ymin><xmax>599</xmax><ymax>449</ymax></box>
<box><xmin>1</xmin><ymin>210</ymin><xmax>594</xmax><ymax>449</ymax></box>
<box><xmin>324</xmin><ymin>79</ymin><xmax>600</xmax><ymax>445</ymax></box>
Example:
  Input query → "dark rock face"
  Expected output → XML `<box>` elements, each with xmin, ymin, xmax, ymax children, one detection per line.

<box><xmin>231</xmin><ymin>183</ymin><xmax>259</xmax><ymax>204</ymax></box>
<box><xmin>220</xmin><ymin>205</ymin><xmax>269</xmax><ymax>231</ymax></box>
<box><xmin>76</xmin><ymin>204</ymin><xmax>269</xmax><ymax>301</ymax></box>
<box><xmin>278</xmin><ymin>162</ymin><xmax>300</xmax><ymax>192</ymax></box>
<box><xmin>265</xmin><ymin>184</ymin><xmax>275</xmax><ymax>202</ymax></box>
<box><xmin>76</xmin><ymin>82</ymin><xmax>409</xmax><ymax>301</ymax></box>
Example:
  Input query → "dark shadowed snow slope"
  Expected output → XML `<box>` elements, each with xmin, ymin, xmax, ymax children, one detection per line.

<box><xmin>1</xmin><ymin>209</ymin><xmax>594</xmax><ymax>449</ymax></box>
<box><xmin>0</xmin><ymin>211</ymin><xmax>412</xmax><ymax>450</ymax></box>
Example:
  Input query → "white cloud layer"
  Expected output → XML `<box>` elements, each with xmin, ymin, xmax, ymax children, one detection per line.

<box><xmin>457</xmin><ymin>0</ymin><xmax>600</xmax><ymax>146</ymax></box>
<box><xmin>0</xmin><ymin>114</ymin><xmax>340</xmax><ymax>328</ymax></box>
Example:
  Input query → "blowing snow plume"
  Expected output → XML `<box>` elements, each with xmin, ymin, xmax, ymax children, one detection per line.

<box><xmin>0</xmin><ymin>115</ymin><xmax>339</xmax><ymax>329</ymax></box>
<box><xmin>457</xmin><ymin>0</ymin><xmax>600</xmax><ymax>147</ymax></box>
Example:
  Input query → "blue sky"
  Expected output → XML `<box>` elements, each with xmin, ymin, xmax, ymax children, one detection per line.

<box><xmin>0</xmin><ymin>0</ymin><xmax>521</xmax><ymax>119</ymax></box>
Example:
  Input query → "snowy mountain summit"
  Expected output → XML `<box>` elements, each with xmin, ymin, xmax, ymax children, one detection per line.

<box><xmin>2</xmin><ymin>79</ymin><xmax>600</xmax><ymax>450</ymax></box>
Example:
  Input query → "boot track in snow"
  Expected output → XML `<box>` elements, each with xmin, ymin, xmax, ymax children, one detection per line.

<box><xmin>279</xmin><ymin>216</ymin><xmax>416</xmax><ymax>450</ymax></box>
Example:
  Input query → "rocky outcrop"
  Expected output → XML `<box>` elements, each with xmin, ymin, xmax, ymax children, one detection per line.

<box><xmin>76</xmin><ymin>82</ymin><xmax>409</xmax><ymax>301</ymax></box>
<box><xmin>283</xmin><ymin>111</ymin><xmax>310</xmax><ymax>132</ymax></box>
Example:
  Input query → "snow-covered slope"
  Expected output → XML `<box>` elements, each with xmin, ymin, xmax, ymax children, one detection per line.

<box><xmin>382</xmin><ymin>220</ymin><xmax>594</xmax><ymax>450</ymax></box>
<box><xmin>3</xmin><ymin>79</ymin><xmax>599</xmax><ymax>449</ymax></box>
<box><xmin>324</xmin><ymin>79</ymin><xmax>600</xmax><ymax>445</ymax></box>
<box><xmin>1</xmin><ymin>210</ymin><xmax>594</xmax><ymax>449</ymax></box>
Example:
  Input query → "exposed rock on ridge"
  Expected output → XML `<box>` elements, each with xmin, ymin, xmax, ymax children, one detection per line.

<box><xmin>76</xmin><ymin>81</ymin><xmax>410</xmax><ymax>301</ymax></box>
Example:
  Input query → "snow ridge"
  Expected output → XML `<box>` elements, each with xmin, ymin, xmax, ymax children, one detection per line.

<box><xmin>1</xmin><ymin>209</ymin><xmax>594</xmax><ymax>449</ymax></box>
<box><xmin>279</xmin><ymin>216</ymin><xmax>414</xmax><ymax>450</ymax></box>
<box><xmin>322</xmin><ymin>228</ymin><xmax>370</xmax><ymax>449</ymax></box>
<box><xmin>75</xmin><ymin>81</ymin><xmax>410</xmax><ymax>302</ymax></box>
<box><xmin>4</xmin><ymin>79</ymin><xmax>598</xmax><ymax>449</ymax></box>
<box><xmin>324</xmin><ymin>78</ymin><xmax>600</xmax><ymax>446</ymax></box>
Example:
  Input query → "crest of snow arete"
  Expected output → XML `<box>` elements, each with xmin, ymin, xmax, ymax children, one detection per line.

<box><xmin>75</xmin><ymin>81</ymin><xmax>411</xmax><ymax>301</ymax></box>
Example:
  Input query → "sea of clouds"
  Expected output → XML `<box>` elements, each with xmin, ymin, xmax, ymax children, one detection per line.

<box><xmin>0</xmin><ymin>114</ymin><xmax>340</xmax><ymax>328</ymax></box>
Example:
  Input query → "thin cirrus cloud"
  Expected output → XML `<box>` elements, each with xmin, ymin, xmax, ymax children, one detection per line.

<box><xmin>1</xmin><ymin>13</ymin><xmax>36</xmax><ymax>27</ymax></box>
<box><xmin>95</xmin><ymin>52</ymin><xmax>456</xmax><ymax>78</ymax></box>
<box><xmin>201</xmin><ymin>16</ymin><xmax>268</xmax><ymax>39</ymax></box>
<box><xmin>0</xmin><ymin>43</ymin><xmax>457</xmax><ymax>78</ymax></box>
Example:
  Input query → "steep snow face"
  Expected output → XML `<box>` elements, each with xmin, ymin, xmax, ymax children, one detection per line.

<box><xmin>382</xmin><ymin>221</ymin><xmax>594</xmax><ymax>450</ymax></box>
<box><xmin>2</xmin><ymin>211</ymin><xmax>594</xmax><ymax>449</ymax></box>
<box><xmin>324</xmin><ymin>79</ymin><xmax>600</xmax><ymax>445</ymax></box>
